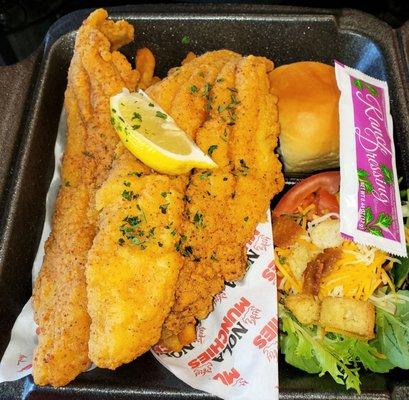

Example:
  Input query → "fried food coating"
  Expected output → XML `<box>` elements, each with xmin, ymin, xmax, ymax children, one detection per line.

<box><xmin>85</xmin><ymin>50</ymin><xmax>242</xmax><ymax>366</ymax></box>
<box><xmin>32</xmin><ymin>9</ymin><xmax>139</xmax><ymax>386</ymax></box>
<box><xmin>33</xmin><ymin>7</ymin><xmax>285</xmax><ymax>376</ymax></box>
<box><xmin>136</xmin><ymin>47</ymin><xmax>156</xmax><ymax>89</ymax></box>
<box><xmin>86</xmin><ymin>146</ymin><xmax>184</xmax><ymax>369</ymax></box>
<box><xmin>154</xmin><ymin>55</ymin><xmax>284</xmax><ymax>351</ymax></box>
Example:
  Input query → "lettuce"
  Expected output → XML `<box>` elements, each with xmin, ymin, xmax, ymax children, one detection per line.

<box><xmin>375</xmin><ymin>290</ymin><xmax>409</xmax><ymax>369</ymax></box>
<box><xmin>279</xmin><ymin>305</ymin><xmax>393</xmax><ymax>393</ymax></box>
<box><xmin>391</xmin><ymin>247</ymin><xmax>409</xmax><ymax>288</ymax></box>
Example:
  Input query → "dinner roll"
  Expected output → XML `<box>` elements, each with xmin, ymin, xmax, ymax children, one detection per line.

<box><xmin>270</xmin><ymin>61</ymin><xmax>340</xmax><ymax>173</ymax></box>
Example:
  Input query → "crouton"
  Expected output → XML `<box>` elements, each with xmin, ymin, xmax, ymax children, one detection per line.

<box><xmin>272</xmin><ymin>215</ymin><xmax>303</xmax><ymax>248</ymax></box>
<box><xmin>319</xmin><ymin>297</ymin><xmax>375</xmax><ymax>339</ymax></box>
<box><xmin>287</xmin><ymin>242</ymin><xmax>317</xmax><ymax>280</ymax></box>
<box><xmin>285</xmin><ymin>294</ymin><xmax>320</xmax><ymax>325</ymax></box>
<box><xmin>309</xmin><ymin>218</ymin><xmax>343</xmax><ymax>249</ymax></box>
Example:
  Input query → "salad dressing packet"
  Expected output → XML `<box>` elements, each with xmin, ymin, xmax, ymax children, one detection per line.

<box><xmin>335</xmin><ymin>61</ymin><xmax>407</xmax><ymax>257</ymax></box>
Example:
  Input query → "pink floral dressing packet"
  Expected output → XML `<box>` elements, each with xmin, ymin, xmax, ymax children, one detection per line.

<box><xmin>335</xmin><ymin>61</ymin><xmax>407</xmax><ymax>257</ymax></box>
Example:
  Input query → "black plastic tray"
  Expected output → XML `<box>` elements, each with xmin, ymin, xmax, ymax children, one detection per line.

<box><xmin>1</xmin><ymin>4</ymin><xmax>409</xmax><ymax>399</ymax></box>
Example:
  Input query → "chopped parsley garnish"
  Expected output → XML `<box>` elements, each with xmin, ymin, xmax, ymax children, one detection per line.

<box><xmin>278</xmin><ymin>256</ymin><xmax>286</xmax><ymax>265</ymax></box>
<box><xmin>223</xmin><ymin>176</ymin><xmax>228</xmax><ymax>181</ymax></box>
<box><xmin>183</xmin><ymin>194</ymin><xmax>191</xmax><ymax>203</ymax></box>
<box><xmin>82</xmin><ymin>151</ymin><xmax>94</xmax><ymax>158</ymax></box>
<box><xmin>132</xmin><ymin>124</ymin><xmax>141</xmax><ymax>130</ymax></box>
<box><xmin>216</xmin><ymin>78</ymin><xmax>224</xmax><ymax>83</ymax></box>
<box><xmin>182</xmin><ymin>246</ymin><xmax>193</xmax><ymax>257</ymax></box>
<box><xmin>230</xmin><ymin>94</ymin><xmax>239</xmax><ymax>105</ymax></box>
<box><xmin>123</xmin><ymin>215</ymin><xmax>141</xmax><ymax>227</ymax></box>
<box><xmin>147</xmin><ymin>227</ymin><xmax>156</xmax><ymax>238</ymax></box>
<box><xmin>149</xmin><ymin>102</ymin><xmax>154</xmax><ymax>107</ymax></box>
<box><xmin>128</xmin><ymin>171</ymin><xmax>143</xmax><ymax>177</ymax></box>
<box><xmin>122</xmin><ymin>190</ymin><xmax>136</xmax><ymax>201</ymax></box>
<box><xmin>193</xmin><ymin>211</ymin><xmax>205</xmax><ymax>228</ymax></box>
<box><xmin>171</xmin><ymin>229</ymin><xmax>177</xmax><ymax>236</ymax></box>
<box><xmin>159</xmin><ymin>203</ymin><xmax>170</xmax><ymax>214</ymax></box>
<box><xmin>118</xmin><ymin>214</ymin><xmax>146</xmax><ymax>248</ymax></box>
<box><xmin>220</xmin><ymin>129</ymin><xmax>228</xmax><ymax>142</ymax></box>
<box><xmin>131</xmin><ymin>236</ymin><xmax>143</xmax><ymax>245</ymax></box>
<box><xmin>175</xmin><ymin>234</ymin><xmax>188</xmax><ymax>251</ymax></box>
<box><xmin>132</xmin><ymin>112</ymin><xmax>142</xmax><ymax>121</ymax></box>
<box><xmin>239</xmin><ymin>159</ymin><xmax>250</xmax><ymax>175</ymax></box>
<box><xmin>244</xmin><ymin>216</ymin><xmax>249</xmax><ymax>222</ymax></box>
<box><xmin>158</xmin><ymin>242</ymin><xmax>163</xmax><ymax>247</ymax></box>
<box><xmin>123</xmin><ymin>181</ymin><xmax>131</xmax><ymax>187</ymax></box>
<box><xmin>64</xmin><ymin>181</ymin><xmax>71</xmax><ymax>187</ymax></box>
<box><xmin>207</xmin><ymin>144</ymin><xmax>218</xmax><ymax>156</ymax></box>
<box><xmin>182</xmin><ymin>35</ymin><xmax>190</xmax><ymax>44</ymax></box>
<box><xmin>155</xmin><ymin>111</ymin><xmax>167</xmax><ymax>119</ymax></box>
<box><xmin>217</xmin><ymin>104</ymin><xmax>227</xmax><ymax>113</ymax></box>
<box><xmin>111</xmin><ymin>108</ymin><xmax>117</xmax><ymax>113</ymax></box>
<box><xmin>233</xmin><ymin>159</ymin><xmax>250</xmax><ymax>177</ymax></box>
<box><xmin>164</xmin><ymin>222</ymin><xmax>173</xmax><ymax>229</ymax></box>
<box><xmin>203</xmin><ymin>83</ymin><xmax>212</xmax><ymax>96</ymax></box>
<box><xmin>210</xmin><ymin>252</ymin><xmax>218</xmax><ymax>261</ymax></box>
<box><xmin>199</xmin><ymin>171</ymin><xmax>212</xmax><ymax>180</ymax></box>
<box><xmin>198</xmin><ymin>71</ymin><xmax>205</xmax><ymax>77</ymax></box>
<box><xmin>161</xmin><ymin>191</ymin><xmax>171</xmax><ymax>198</ymax></box>
<box><xmin>190</xmin><ymin>85</ymin><xmax>198</xmax><ymax>94</ymax></box>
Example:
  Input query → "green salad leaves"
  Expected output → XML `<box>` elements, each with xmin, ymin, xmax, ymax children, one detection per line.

<box><xmin>279</xmin><ymin>292</ymin><xmax>409</xmax><ymax>393</ymax></box>
<box><xmin>376</xmin><ymin>290</ymin><xmax>409</xmax><ymax>369</ymax></box>
<box><xmin>279</xmin><ymin>305</ymin><xmax>389</xmax><ymax>393</ymax></box>
<box><xmin>391</xmin><ymin>246</ymin><xmax>409</xmax><ymax>288</ymax></box>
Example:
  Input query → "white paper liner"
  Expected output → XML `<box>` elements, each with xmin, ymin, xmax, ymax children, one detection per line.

<box><xmin>0</xmin><ymin>109</ymin><xmax>279</xmax><ymax>400</ymax></box>
<box><xmin>152</xmin><ymin>215</ymin><xmax>278</xmax><ymax>400</ymax></box>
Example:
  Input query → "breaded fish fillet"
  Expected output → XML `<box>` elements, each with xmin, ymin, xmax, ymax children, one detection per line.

<box><xmin>159</xmin><ymin>55</ymin><xmax>284</xmax><ymax>351</ymax></box>
<box><xmin>32</xmin><ymin>9</ymin><xmax>139</xmax><ymax>386</ymax></box>
<box><xmin>86</xmin><ymin>50</ymin><xmax>241</xmax><ymax>368</ymax></box>
<box><xmin>86</xmin><ymin>146</ymin><xmax>185</xmax><ymax>369</ymax></box>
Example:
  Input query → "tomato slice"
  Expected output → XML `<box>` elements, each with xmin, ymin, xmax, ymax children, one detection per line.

<box><xmin>273</xmin><ymin>171</ymin><xmax>340</xmax><ymax>217</ymax></box>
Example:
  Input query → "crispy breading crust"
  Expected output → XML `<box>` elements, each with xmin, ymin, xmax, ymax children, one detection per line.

<box><xmin>32</xmin><ymin>9</ymin><xmax>139</xmax><ymax>386</ymax></box>
<box><xmin>86</xmin><ymin>146</ymin><xmax>185</xmax><ymax>369</ymax></box>
<box><xmin>147</xmin><ymin>54</ymin><xmax>284</xmax><ymax>351</ymax></box>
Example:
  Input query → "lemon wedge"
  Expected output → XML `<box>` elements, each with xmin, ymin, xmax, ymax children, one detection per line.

<box><xmin>110</xmin><ymin>89</ymin><xmax>217</xmax><ymax>175</ymax></box>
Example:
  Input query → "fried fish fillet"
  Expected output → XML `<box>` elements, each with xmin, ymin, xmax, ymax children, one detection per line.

<box><xmin>85</xmin><ymin>50</ymin><xmax>241</xmax><ymax>368</ymax></box>
<box><xmin>32</xmin><ymin>9</ymin><xmax>140</xmax><ymax>386</ymax></box>
<box><xmin>158</xmin><ymin>55</ymin><xmax>284</xmax><ymax>351</ymax></box>
<box><xmin>86</xmin><ymin>146</ymin><xmax>185</xmax><ymax>369</ymax></box>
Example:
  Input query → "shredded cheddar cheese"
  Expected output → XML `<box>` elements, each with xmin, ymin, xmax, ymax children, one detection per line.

<box><xmin>274</xmin><ymin>248</ymin><xmax>302</xmax><ymax>293</ymax></box>
<box><xmin>319</xmin><ymin>241</ymin><xmax>390</xmax><ymax>301</ymax></box>
<box><xmin>276</xmin><ymin>212</ymin><xmax>395</xmax><ymax>301</ymax></box>
<box><xmin>296</xmin><ymin>203</ymin><xmax>316</xmax><ymax>230</ymax></box>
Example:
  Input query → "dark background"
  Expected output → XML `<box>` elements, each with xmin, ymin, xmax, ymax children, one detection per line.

<box><xmin>1</xmin><ymin>0</ymin><xmax>409</xmax><ymax>66</ymax></box>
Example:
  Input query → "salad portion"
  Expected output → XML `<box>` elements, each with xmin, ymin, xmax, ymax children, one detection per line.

<box><xmin>274</xmin><ymin>172</ymin><xmax>409</xmax><ymax>392</ymax></box>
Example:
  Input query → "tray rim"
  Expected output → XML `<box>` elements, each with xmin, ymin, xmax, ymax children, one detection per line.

<box><xmin>1</xmin><ymin>4</ymin><xmax>409</xmax><ymax>399</ymax></box>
